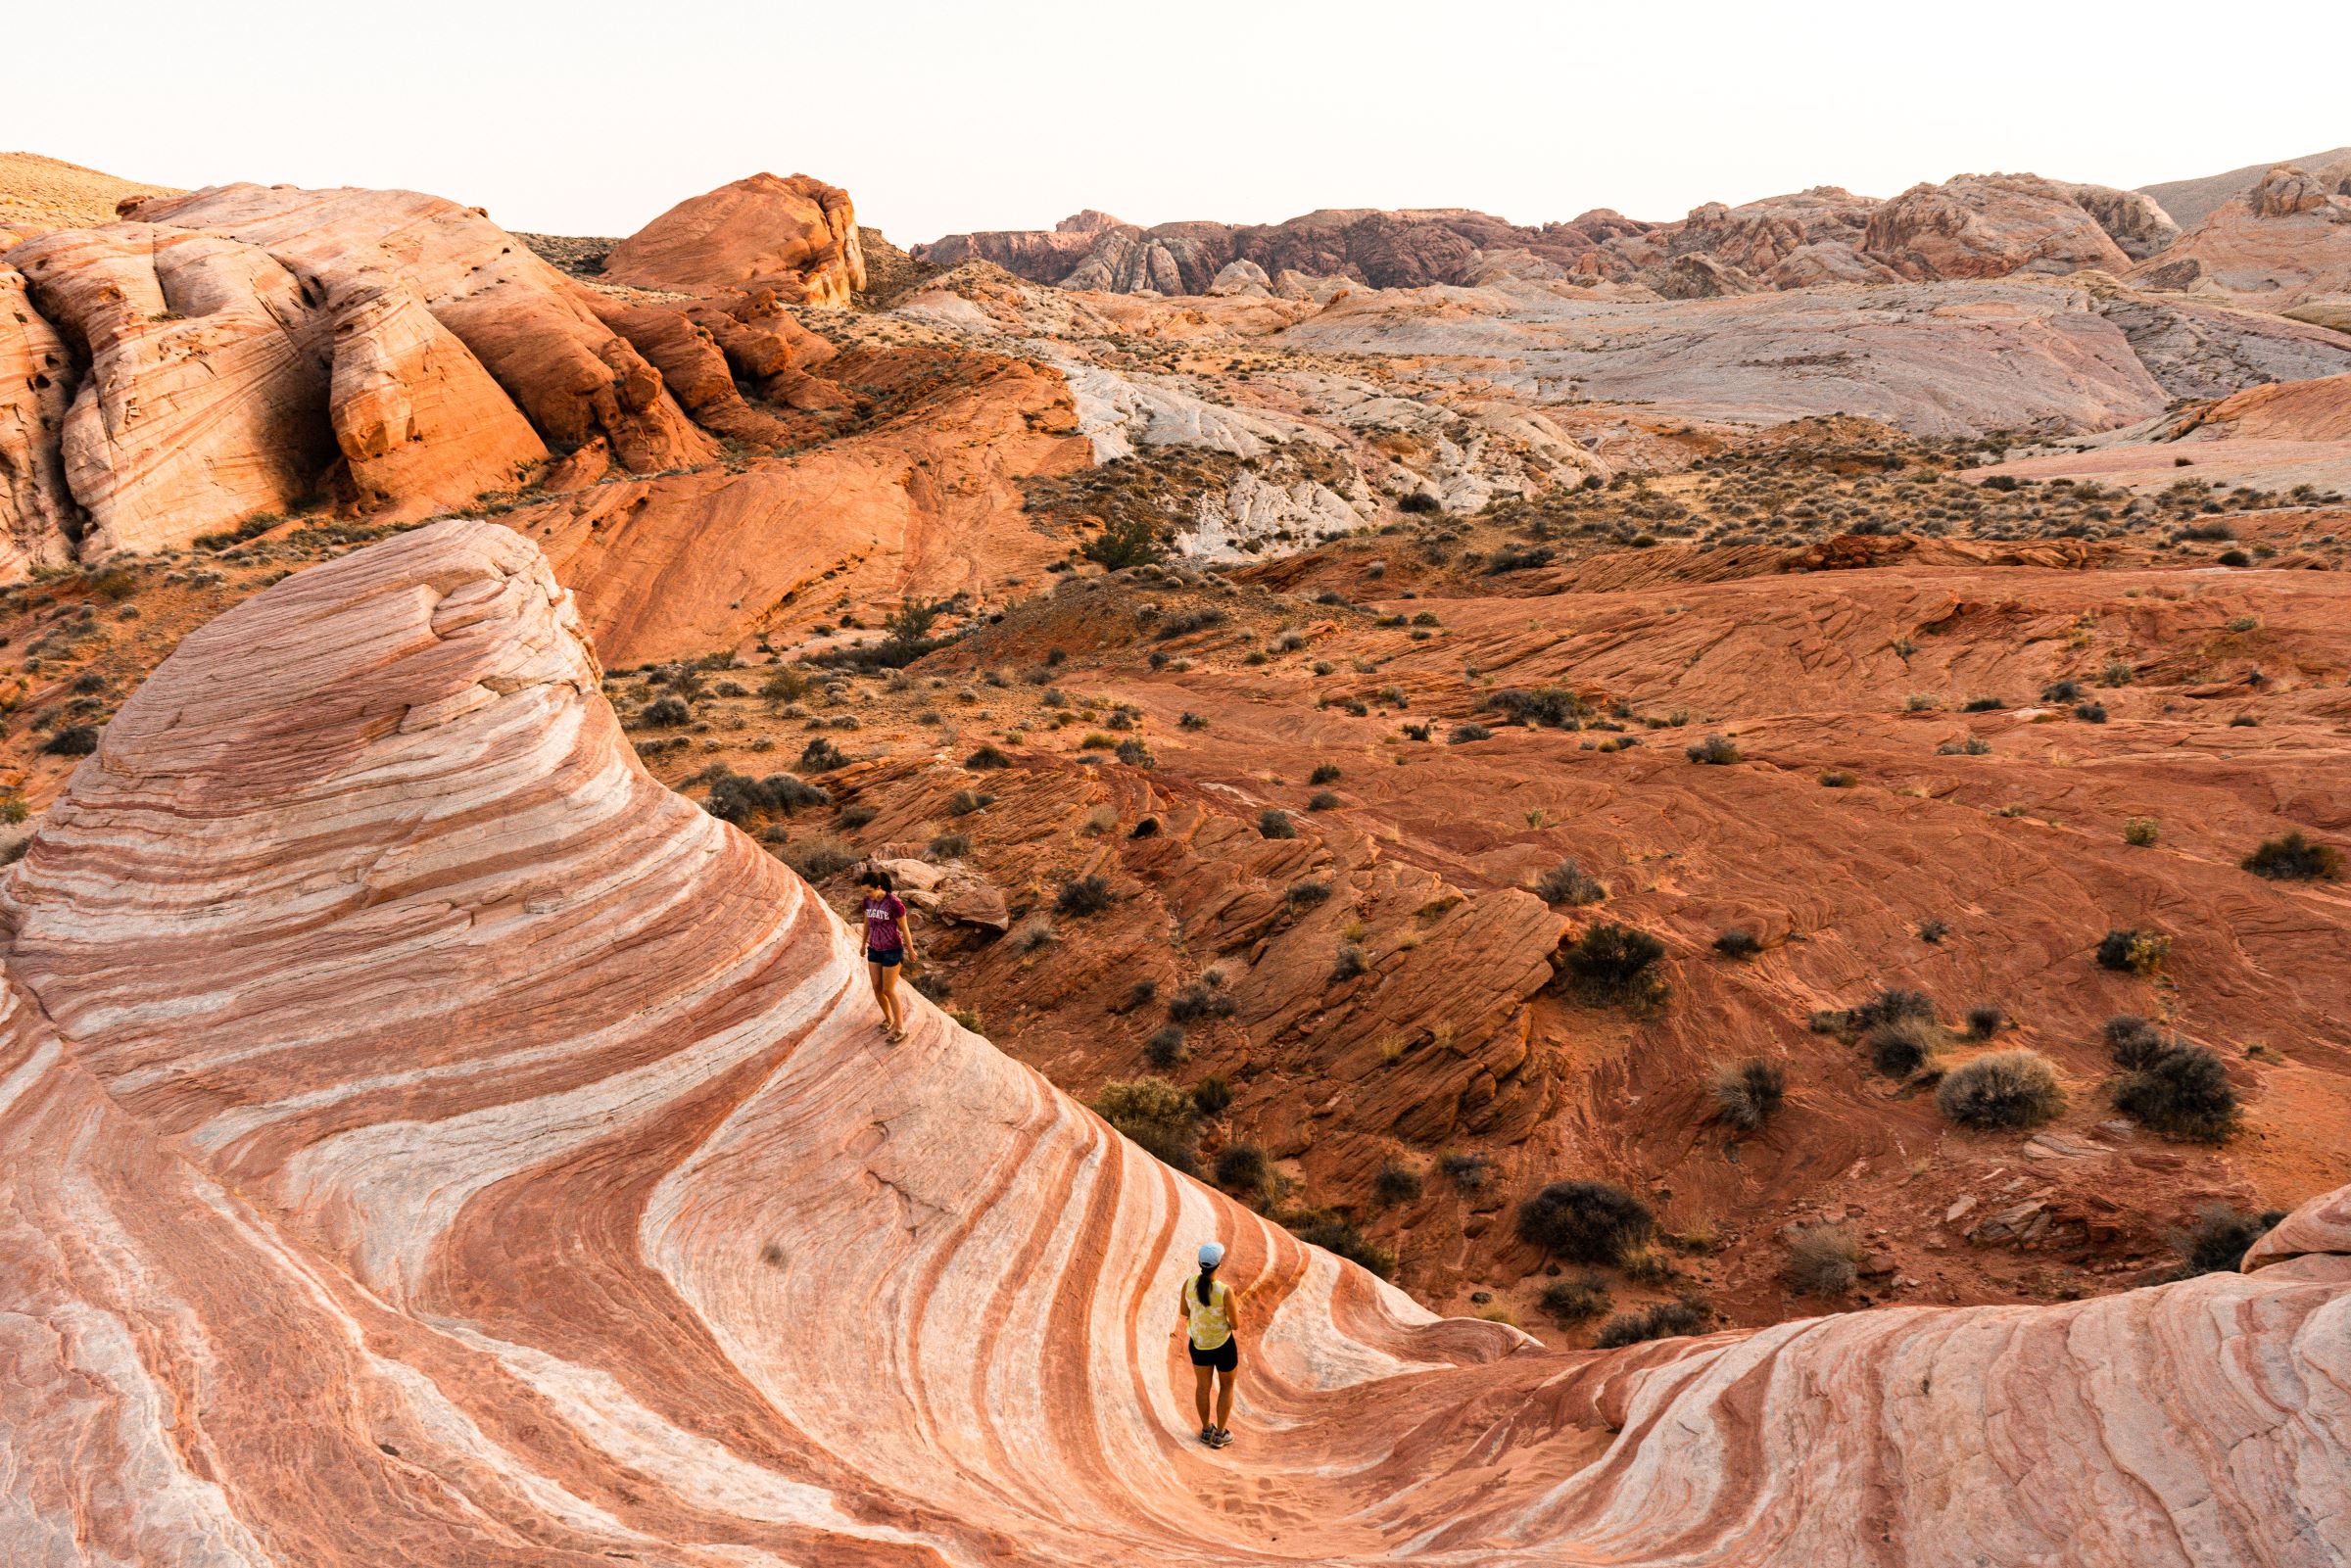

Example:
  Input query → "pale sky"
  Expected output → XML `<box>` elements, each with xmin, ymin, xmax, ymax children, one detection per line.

<box><xmin>13</xmin><ymin>0</ymin><xmax>2348</xmax><ymax>244</ymax></box>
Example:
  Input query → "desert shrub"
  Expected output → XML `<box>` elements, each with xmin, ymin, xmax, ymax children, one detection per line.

<box><xmin>1055</xmin><ymin>874</ymin><xmax>1115</xmax><ymax>917</ymax></box>
<box><xmin>1143</xmin><ymin>1024</ymin><xmax>1187</xmax><ymax>1068</ymax></box>
<box><xmin>1486</xmin><ymin>544</ymin><xmax>1555</xmax><ymax>573</ymax></box>
<box><xmin>1712</xmin><ymin>1059</ymin><xmax>1786</xmax><ymax>1132</ymax></box>
<box><xmin>1092</xmin><ymin>1077</ymin><xmax>1198</xmax><ymax>1174</ymax></box>
<box><xmin>1438</xmin><ymin>1150</ymin><xmax>1493</xmax><ymax>1192</ymax></box>
<box><xmin>928</xmin><ymin>832</ymin><xmax>973</xmax><ymax>860</ymax></box>
<box><xmin>1309</xmin><ymin>763</ymin><xmax>1343</xmax><ymax>784</ymax></box>
<box><xmin>1168</xmin><ymin>978</ymin><xmax>1236</xmax><ymax>1023</ymax></box>
<box><xmin>1783</xmin><ymin>1222</ymin><xmax>1861</xmax><ymax>1297</ymax></box>
<box><xmin>1866</xmin><ymin>1017</ymin><xmax>1937</xmax><ymax>1077</ymax></box>
<box><xmin>1684</xmin><ymin>733</ymin><xmax>1741</xmax><ymax>765</ymax></box>
<box><xmin>641</xmin><ymin>696</ymin><xmax>692</xmax><ymax>727</ymax></box>
<box><xmin>1399</xmin><ymin>491</ymin><xmax>1442</xmax><ymax>514</ymax></box>
<box><xmin>760</xmin><ymin>667</ymin><xmax>811</xmax><ymax>703</ymax></box>
<box><xmin>1936</xmin><ymin>1050</ymin><xmax>2064</xmax><ymax>1131</ymax></box>
<box><xmin>1293</xmin><ymin>1212</ymin><xmax>1394</xmax><ymax>1278</ymax></box>
<box><xmin>2124</xmin><ymin>817</ymin><xmax>2159</xmax><ymax>847</ymax></box>
<box><xmin>2217</xmin><ymin>548</ymin><xmax>2250</xmax><ymax>567</ymax></box>
<box><xmin>1965</xmin><ymin>1006</ymin><xmax>2003</xmax><ymax>1039</ymax></box>
<box><xmin>703</xmin><ymin>770</ymin><xmax>830</xmax><ymax>826</ymax></box>
<box><xmin>1191</xmin><ymin>1074</ymin><xmax>1232</xmax><ymax>1116</ymax></box>
<box><xmin>2075</xmin><ymin>701</ymin><xmax>2108</xmax><ymax>724</ymax></box>
<box><xmin>2172</xmin><ymin>1205</ymin><xmax>2282</xmax><ymax>1276</ymax></box>
<box><xmin>799</xmin><ymin>736</ymin><xmax>848</xmax><ymax>773</ymax></box>
<box><xmin>1516</xmin><ymin>1180</ymin><xmax>1655</xmax><ymax>1265</ymax></box>
<box><xmin>2039</xmin><ymin>679</ymin><xmax>2085</xmax><ymax>703</ymax></box>
<box><xmin>1540</xmin><ymin>1271</ymin><xmax>1612</xmax><ymax>1322</ymax></box>
<box><xmin>1483</xmin><ymin>686</ymin><xmax>1589</xmax><ymax>728</ymax></box>
<box><xmin>41</xmin><ymin>725</ymin><xmax>100</xmax><ymax>757</ymax></box>
<box><xmin>1258</xmin><ymin>807</ymin><xmax>1296</xmax><ymax>839</ymax></box>
<box><xmin>1215</xmin><ymin>1142</ymin><xmax>1270</xmax><ymax>1192</ymax></box>
<box><xmin>2096</xmin><ymin>927</ymin><xmax>2171</xmax><ymax>975</ymax></box>
<box><xmin>1594</xmin><ymin>1297</ymin><xmax>1709</xmax><ymax>1349</ymax></box>
<box><xmin>1449</xmin><ymin>723</ymin><xmax>1493</xmax><ymax>743</ymax></box>
<box><xmin>1372</xmin><ymin>1160</ymin><xmax>1424</xmax><ymax>1206</ymax></box>
<box><xmin>1917</xmin><ymin>917</ymin><xmax>1949</xmax><ymax>943</ymax></box>
<box><xmin>1961</xmin><ymin>696</ymin><xmax>2006</xmax><ymax>712</ymax></box>
<box><xmin>912</xmin><ymin>971</ymin><xmax>952</xmax><ymax>1003</ymax></box>
<box><xmin>838</xmin><ymin>803</ymin><xmax>878</xmax><ymax>829</ymax></box>
<box><xmin>1115</xmin><ymin>738</ymin><xmax>1154</xmax><ymax>768</ymax></box>
<box><xmin>1330</xmin><ymin>944</ymin><xmax>1367</xmax><ymax>981</ymax></box>
<box><xmin>1712</xmin><ymin>927</ymin><xmax>1762</xmax><ymax>958</ymax></box>
<box><xmin>2103</xmin><ymin>1014</ymin><xmax>2167</xmax><ymax>1069</ymax></box>
<box><xmin>2240</xmin><ymin>831</ymin><xmax>2342</xmax><ymax>881</ymax></box>
<box><xmin>1178</xmin><ymin>711</ymin><xmax>1208</xmax><ymax>731</ymax></box>
<box><xmin>1849</xmin><ymin>987</ymin><xmax>1935</xmax><ymax>1032</ymax></box>
<box><xmin>1011</xmin><ymin>914</ymin><xmax>1057</xmax><ymax>952</ymax></box>
<box><xmin>1307</xmin><ymin>789</ymin><xmax>1341</xmax><ymax>811</ymax></box>
<box><xmin>965</xmin><ymin>743</ymin><xmax>1013</xmax><ymax>769</ymax></box>
<box><xmin>2113</xmin><ymin>1041</ymin><xmax>2240</xmax><ymax>1142</ymax></box>
<box><xmin>1082</xmin><ymin>512</ymin><xmax>1163</xmax><ymax>570</ymax></box>
<box><xmin>1534</xmin><ymin>859</ymin><xmax>1607</xmax><ymax>906</ymax></box>
<box><xmin>781</xmin><ymin>834</ymin><xmax>855</xmax><ymax>881</ymax></box>
<box><xmin>1561</xmin><ymin>922</ymin><xmax>1666</xmax><ymax>1008</ymax></box>
<box><xmin>1285</xmin><ymin>879</ymin><xmax>1331</xmax><ymax>910</ymax></box>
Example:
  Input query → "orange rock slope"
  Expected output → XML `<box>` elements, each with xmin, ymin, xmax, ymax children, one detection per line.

<box><xmin>1</xmin><ymin>518</ymin><xmax>2344</xmax><ymax>1565</ymax></box>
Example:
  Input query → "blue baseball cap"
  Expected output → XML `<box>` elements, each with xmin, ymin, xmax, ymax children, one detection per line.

<box><xmin>1198</xmin><ymin>1241</ymin><xmax>1225</xmax><ymax>1267</ymax></box>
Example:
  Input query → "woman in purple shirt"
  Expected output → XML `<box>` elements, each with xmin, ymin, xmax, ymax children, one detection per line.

<box><xmin>857</xmin><ymin>867</ymin><xmax>915</xmax><ymax>1041</ymax></box>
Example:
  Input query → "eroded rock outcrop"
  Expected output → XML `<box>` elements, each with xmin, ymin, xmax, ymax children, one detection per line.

<box><xmin>0</xmin><ymin>518</ymin><xmax>2344</xmax><ymax>1565</ymax></box>
<box><xmin>602</xmin><ymin>171</ymin><xmax>867</xmax><ymax>305</ymax></box>
<box><xmin>2136</xmin><ymin>164</ymin><xmax>2351</xmax><ymax>305</ymax></box>
<box><xmin>1</xmin><ymin>182</ymin><xmax>730</xmax><ymax>559</ymax></box>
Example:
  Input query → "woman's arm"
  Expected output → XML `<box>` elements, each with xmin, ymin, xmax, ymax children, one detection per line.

<box><xmin>894</xmin><ymin>905</ymin><xmax>915</xmax><ymax>961</ymax></box>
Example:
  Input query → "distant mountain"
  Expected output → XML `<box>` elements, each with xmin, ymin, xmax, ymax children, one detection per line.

<box><xmin>2138</xmin><ymin>146</ymin><xmax>2351</xmax><ymax>229</ymax></box>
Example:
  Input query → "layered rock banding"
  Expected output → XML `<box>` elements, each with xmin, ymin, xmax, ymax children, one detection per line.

<box><xmin>1</xmin><ymin>518</ymin><xmax>2345</xmax><ymax>1565</ymax></box>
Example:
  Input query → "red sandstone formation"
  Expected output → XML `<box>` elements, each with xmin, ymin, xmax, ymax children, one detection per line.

<box><xmin>0</xmin><ymin>183</ymin><xmax>731</xmax><ymax>558</ymax></box>
<box><xmin>602</xmin><ymin>171</ymin><xmax>867</xmax><ymax>305</ymax></box>
<box><xmin>0</xmin><ymin>518</ymin><xmax>2344</xmax><ymax>1563</ymax></box>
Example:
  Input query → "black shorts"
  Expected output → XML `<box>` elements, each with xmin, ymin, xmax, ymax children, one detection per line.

<box><xmin>1187</xmin><ymin>1337</ymin><xmax>1238</xmax><ymax>1372</ymax></box>
<box><xmin>866</xmin><ymin>947</ymin><xmax>902</xmax><ymax>967</ymax></box>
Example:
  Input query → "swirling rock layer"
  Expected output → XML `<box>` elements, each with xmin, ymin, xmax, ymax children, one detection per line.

<box><xmin>0</xmin><ymin>519</ymin><xmax>2345</xmax><ymax>1565</ymax></box>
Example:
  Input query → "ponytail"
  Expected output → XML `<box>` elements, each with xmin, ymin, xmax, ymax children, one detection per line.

<box><xmin>1194</xmin><ymin>1261</ymin><xmax>1219</xmax><ymax>1312</ymax></box>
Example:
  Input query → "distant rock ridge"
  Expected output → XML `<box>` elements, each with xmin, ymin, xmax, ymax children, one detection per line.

<box><xmin>914</xmin><ymin>173</ymin><xmax>2179</xmax><ymax>299</ymax></box>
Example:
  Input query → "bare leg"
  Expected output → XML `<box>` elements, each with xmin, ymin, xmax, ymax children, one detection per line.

<box><xmin>1192</xmin><ymin>1365</ymin><xmax>1214</xmax><ymax>1432</ymax></box>
<box><xmin>1215</xmin><ymin>1367</ymin><xmax>1236</xmax><ymax>1433</ymax></box>
<box><xmin>867</xmin><ymin>961</ymin><xmax>889</xmax><ymax>1030</ymax></box>
<box><xmin>880</xmin><ymin>964</ymin><xmax>903</xmax><ymax>1036</ymax></box>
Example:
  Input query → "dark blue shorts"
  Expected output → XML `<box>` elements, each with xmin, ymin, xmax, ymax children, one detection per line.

<box><xmin>866</xmin><ymin>947</ymin><xmax>902</xmax><ymax>967</ymax></box>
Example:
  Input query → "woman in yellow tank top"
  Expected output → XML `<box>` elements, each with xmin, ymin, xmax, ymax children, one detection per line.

<box><xmin>1174</xmin><ymin>1241</ymin><xmax>1240</xmax><ymax>1448</ymax></box>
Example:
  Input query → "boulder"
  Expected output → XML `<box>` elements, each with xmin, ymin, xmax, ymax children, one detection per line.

<box><xmin>604</xmin><ymin>172</ymin><xmax>867</xmax><ymax>305</ymax></box>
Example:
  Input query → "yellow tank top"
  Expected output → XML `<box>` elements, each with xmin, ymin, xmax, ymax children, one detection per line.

<box><xmin>1183</xmin><ymin>1276</ymin><xmax>1232</xmax><ymax>1350</ymax></box>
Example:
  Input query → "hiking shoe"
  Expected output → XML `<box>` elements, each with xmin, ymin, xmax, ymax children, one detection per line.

<box><xmin>1207</xmin><ymin>1426</ymin><xmax>1233</xmax><ymax>1449</ymax></box>
<box><xmin>1198</xmin><ymin>1425</ymin><xmax>1218</xmax><ymax>1446</ymax></box>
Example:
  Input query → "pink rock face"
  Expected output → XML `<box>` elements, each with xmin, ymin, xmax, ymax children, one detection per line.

<box><xmin>2138</xmin><ymin>166</ymin><xmax>2351</xmax><ymax>305</ymax></box>
<box><xmin>2</xmin><ymin>183</ymin><xmax>721</xmax><ymax>559</ymax></box>
<box><xmin>0</xmin><ymin>518</ymin><xmax>2345</xmax><ymax>1564</ymax></box>
<box><xmin>603</xmin><ymin>172</ymin><xmax>867</xmax><ymax>305</ymax></box>
<box><xmin>0</xmin><ymin>263</ymin><xmax>76</xmax><ymax>573</ymax></box>
<box><xmin>1862</xmin><ymin>173</ymin><xmax>2135</xmax><ymax>281</ymax></box>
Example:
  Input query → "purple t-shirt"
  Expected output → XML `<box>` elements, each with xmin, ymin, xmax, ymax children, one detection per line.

<box><xmin>862</xmin><ymin>894</ymin><xmax>907</xmax><ymax>952</ymax></box>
